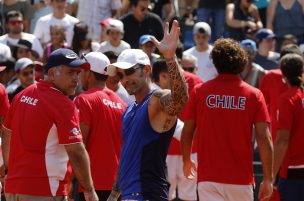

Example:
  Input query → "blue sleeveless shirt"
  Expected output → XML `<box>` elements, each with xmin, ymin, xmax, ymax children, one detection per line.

<box><xmin>119</xmin><ymin>90</ymin><xmax>177</xmax><ymax>201</ymax></box>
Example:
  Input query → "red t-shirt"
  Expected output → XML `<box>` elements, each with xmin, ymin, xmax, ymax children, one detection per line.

<box><xmin>277</xmin><ymin>87</ymin><xmax>304</xmax><ymax>178</ymax></box>
<box><xmin>0</xmin><ymin>84</ymin><xmax>9</xmax><ymax>117</ymax></box>
<box><xmin>3</xmin><ymin>80</ymin><xmax>83</xmax><ymax>196</ymax></box>
<box><xmin>168</xmin><ymin>71</ymin><xmax>203</xmax><ymax>155</ymax></box>
<box><xmin>184</xmin><ymin>74</ymin><xmax>270</xmax><ymax>184</ymax></box>
<box><xmin>260</xmin><ymin>69</ymin><xmax>288</xmax><ymax>140</ymax></box>
<box><xmin>74</xmin><ymin>87</ymin><xmax>127</xmax><ymax>190</ymax></box>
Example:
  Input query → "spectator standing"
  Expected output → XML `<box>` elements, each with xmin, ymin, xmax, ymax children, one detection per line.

<box><xmin>150</xmin><ymin>0</ymin><xmax>175</xmax><ymax>23</ymax></box>
<box><xmin>106</xmin><ymin>21</ymin><xmax>188</xmax><ymax>200</ymax></box>
<box><xmin>74</xmin><ymin>52</ymin><xmax>127</xmax><ymax>201</ymax></box>
<box><xmin>98</xmin><ymin>19</ymin><xmax>130</xmax><ymax>55</ymax></box>
<box><xmin>8</xmin><ymin>58</ymin><xmax>35</xmax><ymax>102</ymax></box>
<box><xmin>0</xmin><ymin>58</ymin><xmax>15</xmax><ymax>87</ymax></box>
<box><xmin>76</xmin><ymin>0</ymin><xmax>121</xmax><ymax>42</ymax></box>
<box><xmin>240</xmin><ymin>39</ymin><xmax>266</xmax><ymax>88</ymax></box>
<box><xmin>273</xmin><ymin>53</ymin><xmax>304</xmax><ymax>201</ymax></box>
<box><xmin>253</xmin><ymin>28</ymin><xmax>280</xmax><ymax>70</ymax></box>
<box><xmin>0</xmin><ymin>11</ymin><xmax>43</xmax><ymax>58</ymax></box>
<box><xmin>138</xmin><ymin>34</ymin><xmax>160</xmax><ymax>66</ymax></box>
<box><xmin>226</xmin><ymin>0</ymin><xmax>263</xmax><ymax>41</ymax></box>
<box><xmin>0</xmin><ymin>0</ymin><xmax>32</xmax><ymax>33</ymax></box>
<box><xmin>30</xmin><ymin>0</ymin><xmax>53</xmax><ymax>33</ymax></box>
<box><xmin>71</xmin><ymin>22</ymin><xmax>100</xmax><ymax>57</ymax></box>
<box><xmin>120</xmin><ymin>0</ymin><xmax>164</xmax><ymax>48</ymax></box>
<box><xmin>1</xmin><ymin>48</ymin><xmax>98</xmax><ymax>201</ymax></box>
<box><xmin>181</xmin><ymin>54</ymin><xmax>198</xmax><ymax>75</ymax></box>
<box><xmin>196</xmin><ymin>0</ymin><xmax>226</xmax><ymax>42</ymax></box>
<box><xmin>267</xmin><ymin>0</ymin><xmax>304</xmax><ymax>47</ymax></box>
<box><xmin>43</xmin><ymin>25</ymin><xmax>68</xmax><ymax>63</ymax></box>
<box><xmin>34</xmin><ymin>0</ymin><xmax>79</xmax><ymax>47</ymax></box>
<box><xmin>181</xmin><ymin>38</ymin><xmax>274</xmax><ymax>201</ymax></box>
<box><xmin>183</xmin><ymin>22</ymin><xmax>217</xmax><ymax>82</ymax></box>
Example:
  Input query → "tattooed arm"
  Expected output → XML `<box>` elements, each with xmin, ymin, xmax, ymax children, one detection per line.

<box><xmin>151</xmin><ymin>20</ymin><xmax>189</xmax><ymax>116</ymax></box>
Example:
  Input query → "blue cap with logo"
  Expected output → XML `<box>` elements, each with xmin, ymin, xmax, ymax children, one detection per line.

<box><xmin>139</xmin><ymin>34</ymin><xmax>153</xmax><ymax>45</ymax></box>
<box><xmin>256</xmin><ymin>28</ymin><xmax>276</xmax><ymax>40</ymax></box>
<box><xmin>44</xmin><ymin>48</ymin><xmax>89</xmax><ymax>72</ymax></box>
<box><xmin>241</xmin><ymin>39</ymin><xmax>257</xmax><ymax>51</ymax></box>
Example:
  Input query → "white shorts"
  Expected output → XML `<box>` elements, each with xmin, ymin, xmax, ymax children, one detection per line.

<box><xmin>198</xmin><ymin>182</ymin><xmax>254</xmax><ymax>201</ymax></box>
<box><xmin>166</xmin><ymin>153</ymin><xmax>197</xmax><ymax>200</ymax></box>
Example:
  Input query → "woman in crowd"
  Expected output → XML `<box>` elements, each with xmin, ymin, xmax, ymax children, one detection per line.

<box><xmin>226</xmin><ymin>0</ymin><xmax>263</xmax><ymax>41</ymax></box>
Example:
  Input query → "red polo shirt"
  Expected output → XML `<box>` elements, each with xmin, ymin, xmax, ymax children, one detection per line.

<box><xmin>0</xmin><ymin>84</ymin><xmax>9</xmax><ymax>117</ymax></box>
<box><xmin>74</xmin><ymin>87</ymin><xmax>127</xmax><ymax>190</ymax></box>
<box><xmin>3</xmin><ymin>80</ymin><xmax>83</xmax><ymax>196</ymax></box>
<box><xmin>184</xmin><ymin>74</ymin><xmax>269</xmax><ymax>184</ymax></box>
<box><xmin>277</xmin><ymin>87</ymin><xmax>304</xmax><ymax>178</ymax></box>
<box><xmin>168</xmin><ymin>71</ymin><xmax>203</xmax><ymax>155</ymax></box>
<box><xmin>260</xmin><ymin>69</ymin><xmax>288</xmax><ymax>140</ymax></box>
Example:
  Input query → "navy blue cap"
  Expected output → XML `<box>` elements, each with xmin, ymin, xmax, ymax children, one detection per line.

<box><xmin>241</xmin><ymin>39</ymin><xmax>257</xmax><ymax>51</ymax></box>
<box><xmin>256</xmin><ymin>28</ymin><xmax>276</xmax><ymax>40</ymax></box>
<box><xmin>44</xmin><ymin>48</ymin><xmax>89</xmax><ymax>72</ymax></box>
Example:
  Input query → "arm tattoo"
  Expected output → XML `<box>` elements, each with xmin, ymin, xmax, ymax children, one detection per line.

<box><xmin>160</xmin><ymin>58</ymin><xmax>189</xmax><ymax>116</ymax></box>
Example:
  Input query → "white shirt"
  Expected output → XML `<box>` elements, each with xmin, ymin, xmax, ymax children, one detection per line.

<box><xmin>77</xmin><ymin>0</ymin><xmax>121</xmax><ymax>41</ymax></box>
<box><xmin>0</xmin><ymin>33</ymin><xmax>43</xmax><ymax>58</ymax></box>
<box><xmin>34</xmin><ymin>14</ymin><xmax>79</xmax><ymax>46</ymax></box>
<box><xmin>0</xmin><ymin>43</ymin><xmax>12</xmax><ymax>59</ymax></box>
<box><xmin>98</xmin><ymin>40</ymin><xmax>131</xmax><ymax>55</ymax></box>
<box><xmin>183</xmin><ymin>45</ymin><xmax>218</xmax><ymax>82</ymax></box>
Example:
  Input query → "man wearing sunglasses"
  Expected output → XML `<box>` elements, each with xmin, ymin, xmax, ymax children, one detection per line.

<box><xmin>8</xmin><ymin>57</ymin><xmax>35</xmax><ymax>102</ymax></box>
<box><xmin>2</xmin><ymin>48</ymin><xmax>98</xmax><ymax>201</ymax></box>
<box><xmin>0</xmin><ymin>11</ymin><xmax>43</xmax><ymax>58</ymax></box>
<box><xmin>106</xmin><ymin>20</ymin><xmax>188</xmax><ymax>201</ymax></box>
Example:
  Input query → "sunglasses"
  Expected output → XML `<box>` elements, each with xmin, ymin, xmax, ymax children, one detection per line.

<box><xmin>183</xmin><ymin>67</ymin><xmax>196</xmax><ymax>73</ymax></box>
<box><xmin>9</xmin><ymin>20</ymin><xmax>23</xmax><ymax>26</ymax></box>
<box><xmin>116</xmin><ymin>64</ymin><xmax>145</xmax><ymax>79</ymax></box>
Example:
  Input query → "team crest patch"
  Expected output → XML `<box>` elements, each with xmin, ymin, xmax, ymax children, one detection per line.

<box><xmin>70</xmin><ymin>128</ymin><xmax>80</xmax><ymax>135</ymax></box>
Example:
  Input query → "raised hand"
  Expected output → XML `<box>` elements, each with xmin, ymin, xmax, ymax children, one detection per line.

<box><xmin>151</xmin><ymin>20</ymin><xmax>180</xmax><ymax>60</ymax></box>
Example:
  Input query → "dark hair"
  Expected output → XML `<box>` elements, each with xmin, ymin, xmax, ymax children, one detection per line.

<box><xmin>71</xmin><ymin>22</ymin><xmax>92</xmax><ymax>55</ymax></box>
<box><xmin>211</xmin><ymin>38</ymin><xmax>248</xmax><ymax>74</ymax></box>
<box><xmin>130</xmin><ymin>0</ymin><xmax>149</xmax><ymax>7</ymax></box>
<box><xmin>5</xmin><ymin>10</ymin><xmax>23</xmax><ymax>24</ymax></box>
<box><xmin>103</xmin><ymin>51</ymin><xmax>118</xmax><ymax>61</ymax></box>
<box><xmin>152</xmin><ymin>59</ymin><xmax>168</xmax><ymax>82</ymax></box>
<box><xmin>280</xmin><ymin>53</ymin><xmax>304</xmax><ymax>88</ymax></box>
<box><xmin>280</xmin><ymin>44</ymin><xmax>303</xmax><ymax>58</ymax></box>
<box><xmin>92</xmin><ymin>71</ymin><xmax>108</xmax><ymax>81</ymax></box>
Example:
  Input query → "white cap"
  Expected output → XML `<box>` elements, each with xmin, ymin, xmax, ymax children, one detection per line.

<box><xmin>193</xmin><ymin>22</ymin><xmax>211</xmax><ymax>36</ymax></box>
<box><xmin>15</xmin><ymin>58</ymin><xmax>34</xmax><ymax>72</ymax></box>
<box><xmin>83</xmin><ymin>52</ymin><xmax>112</xmax><ymax>75</ymax></box>
<box><xmin>107</xmin><ymin>49</ymin><xmax>150</xmax><ymax>75</ymax></box>
<box><xmin>107</xmin><ymin>19</ymin><xmax>124</xmax><ymax>33</ymax></box>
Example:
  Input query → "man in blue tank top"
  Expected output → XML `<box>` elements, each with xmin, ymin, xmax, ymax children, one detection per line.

<box><xmin>106</xmin><ymin>20</ymin><xmax>189</xmax><ymax>201</ymax></box>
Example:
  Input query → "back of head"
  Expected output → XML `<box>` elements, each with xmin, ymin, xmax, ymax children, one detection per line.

<box><xmin>211</xmin><ymin>38</ymin><xmax>248</xmax><ymax>74</ymax></box>
<box><xmin>280</xmin><ymin>44</ymin><xmax>303</xmax><ymax>58</ymax></box>
<box><xmin>152</xmin><ymin>59</ymin><xmax>168</xmax><ymax>83</ymax></box>
<box><xmin>280</xmin><ymin>53</ymin><xmax>304</xmax><ymax>88</ymax></box>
